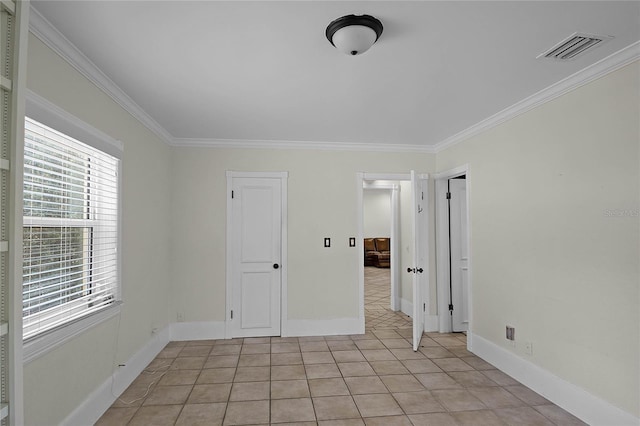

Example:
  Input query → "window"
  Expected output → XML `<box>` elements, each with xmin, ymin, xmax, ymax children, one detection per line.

<box><xmin>22</xmin><ymin>117</ymin><xmax>119</xmax><ymax>341</ymax></box>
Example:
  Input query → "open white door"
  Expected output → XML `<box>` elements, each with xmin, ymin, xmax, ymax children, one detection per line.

<box><xmin>411</xmin><ymin>171</ymin><xmax>428</xmax><ymax>351</ymax></box>
<box><xmin>449</xmin><ymin>178</ymin><xmax>469</xmax><ymax>332</ymax></box>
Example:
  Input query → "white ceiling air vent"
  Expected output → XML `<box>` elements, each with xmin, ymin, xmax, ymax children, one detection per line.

<box><xmin>537</xmin><ymin>32</ymin><xmax>613</xmax><ymax>61</ymax></box>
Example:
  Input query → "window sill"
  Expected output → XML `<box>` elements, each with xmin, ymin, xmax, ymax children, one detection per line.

<box><xmin>23</xmin><ymin>302</ymin><xmax>122</xmax><ymax>364</ymax></box>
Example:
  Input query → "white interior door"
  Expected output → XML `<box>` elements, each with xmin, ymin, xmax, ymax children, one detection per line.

<box><xmin>449</xmin><ymin>178</ymin><xmax>469</xmax><ymax>332</ymax></box>
<box><xmin>230</xmin><ymin>177</ymin><xmax>282</xmax><ymax>337</ymax></box>
<box><xmin>411</xmin><ymin>171</ymin><xmax>428</xmax><ymax>351</ymax></box>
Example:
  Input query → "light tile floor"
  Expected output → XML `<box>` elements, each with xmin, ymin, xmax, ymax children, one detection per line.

<box><xmin>96</xmin><ymin>268</ymin><xmax>586</xmax><ymax>425</ymax></box>
<box><xmin>364</xmin><ymin>267</ymin><xmax>412</xmax><ymax>331</ymax></box>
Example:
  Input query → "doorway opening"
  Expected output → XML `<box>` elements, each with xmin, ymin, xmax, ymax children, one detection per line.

<box><xmin>362</xmin><ymin>181</ymin><xmax>412</xmax><ymax>332</ymax></box>
<box><xmin>357</xmin><ymin>172</ymin><xmax>429</xmax><ymax>351</ymax></box>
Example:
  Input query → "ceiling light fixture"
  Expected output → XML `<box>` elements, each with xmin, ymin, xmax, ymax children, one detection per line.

<box><xmin>326</xmin><ymin>14</ymin><xmax>383</xmax><ymax>56</ymax></box>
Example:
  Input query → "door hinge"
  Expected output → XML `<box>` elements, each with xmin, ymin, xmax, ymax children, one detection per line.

<box><xmin>448</xmin><ymin>303</ymin><xmax>454</xmax><ymax>311</ymax></box>
<box><xmin>421</xmin><ymin>191</ymin><xmax>424</xmax><ymax>200</ymax></box>
<box><xmin>423</xmin><ymin>303</ymin><xmax>426</xmax><ymax>311</ymax></box>
<box><xmin>446</xmin><ymin>192</ymin><xmax>451</xmax><ymax>200</ymax></box>
<box><xmin>231</xmin><ymin>190</ymin><xmax>234</xmax><ymax>199</ymax></box>
<box><xmin>230</xmin><ymin>310</ymin><xmax>234</xmax><ymax>319</ymax></box>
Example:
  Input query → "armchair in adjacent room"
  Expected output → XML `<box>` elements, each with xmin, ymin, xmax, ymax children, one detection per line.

<box><xmin>364</xmin><ymin>238</ymin><xmax>391</xmax><ymax>268</ymax></box>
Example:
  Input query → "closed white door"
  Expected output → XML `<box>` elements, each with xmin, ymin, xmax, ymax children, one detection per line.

<box><xmin>449</xmin><ymin>178</ymin><xmax>469</xmax><ymax>332</ymax></box>
<box><xmin>230</xmin><ymin>177</ymin><xmax>282</xmax><ymax>337</ymax></box>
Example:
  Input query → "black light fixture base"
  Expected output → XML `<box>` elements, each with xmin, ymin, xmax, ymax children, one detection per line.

<box><xmin>325</xmin><ymin>14</ymin><xmax>384</xmax><ymax>47</ymax></box>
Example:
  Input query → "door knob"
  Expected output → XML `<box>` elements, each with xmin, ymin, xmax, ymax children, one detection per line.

<box><xmin>417</xmin><ymin>268</ymin><xmax>424</xmax><ymax>273</ymax></box>
<box><xmin>407</xmin><ymin>267</ymin><xmax>415</xmax><ymax>273</ymax></box>
<box><xmin>273</xmin><ymin>264</ymin><xmax>280</xmax><ymax>269</ymax></box>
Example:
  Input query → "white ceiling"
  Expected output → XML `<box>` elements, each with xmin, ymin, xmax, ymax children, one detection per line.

<box><xmin>31</xmin><ymin>1</ymin><xmax>640</xmax><ymax>150</ymax></box>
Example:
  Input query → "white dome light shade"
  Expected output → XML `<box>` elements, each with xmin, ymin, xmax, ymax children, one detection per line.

<box><xmin>326</xmin><ymin>15</ymin><xmax>383</xmax><ymax>56</ymax></box>
<box><xmin>332</xmin><ymin>25</ymin><xmax>378</xmax><ymax>56</ymax></box>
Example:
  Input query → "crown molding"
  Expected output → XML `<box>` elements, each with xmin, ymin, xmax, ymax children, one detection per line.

<box><xmin>171</xmin><ymin>138</ymin><xmax>437</xmax><ymax>153</ymax></box>
<box><xmin>28</xmin><ymin>5</ymin><xmax>176</xmax><ymax>146</ymax></box>
<box><xmin>28</xmin><ymin>4</ymin><xmax>639</xmax><ymax>155</ymax></box>
<box><xmin>433</xmin><ymin>40</ymin><xmax>640</xmax><ymax>153</ymax></box>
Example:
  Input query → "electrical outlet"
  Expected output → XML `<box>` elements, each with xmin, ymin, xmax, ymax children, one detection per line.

<box><xmin>177</xmin><ymin>312</ymin><xmax>185</xmax><ymax>322</ymax></box>
<box><xmin>524</xmin><ymin>342</ymin><xmax>533</xmax><ymax>355</ymax></box>
<box><xmin>506</xmin><ymin>325</ymin><xmax>515</xmax><ymax>341</ymax></box>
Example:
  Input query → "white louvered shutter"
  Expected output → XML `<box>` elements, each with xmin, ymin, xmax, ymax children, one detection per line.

<box><xmin>1</xmin><ymin>0</ymin><xmax>29</xmax><ymax>423</ymax></box>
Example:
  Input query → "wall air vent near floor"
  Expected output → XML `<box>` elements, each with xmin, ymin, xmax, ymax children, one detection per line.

<box><xmin>537</xmin><ymin>32</ymin><xmax>613</xmax><ymax>61</ymax></box>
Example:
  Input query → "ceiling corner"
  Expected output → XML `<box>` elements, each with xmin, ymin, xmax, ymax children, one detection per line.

<box><xmin>28</xmin><ymin>5</ymin><xmax>176</xmax><ymax>146</ymax></box>
<box><xmin>433</xmin><ymin>40</ymin><xmax>640</xmax><ymax>154</ymax></box>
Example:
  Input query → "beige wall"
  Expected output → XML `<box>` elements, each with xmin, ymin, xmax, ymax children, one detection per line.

<box><xmin>24</xmin><ymin>35</ymin><xmax>173</xmax><ymax>425</ymax></box>
<box><xmin>437</xmin><ymin>62</ymin><xmax>640</xmax><ymax>417</ymax></box>
<box><xmin>169</xmin><ymin>148</ymin><xmax>435</xmax><ymax>323</ymax></box>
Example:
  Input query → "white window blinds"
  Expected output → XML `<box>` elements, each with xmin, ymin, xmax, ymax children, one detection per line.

<box><xmin>23</xmin><ymin>117</ymin><xmax>119</xmax><ymax>340</ymax></box>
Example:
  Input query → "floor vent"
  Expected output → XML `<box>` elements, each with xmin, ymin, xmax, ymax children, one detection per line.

<box><xmin>537</xmin><ymin>32</ymin><xmax>613</xmax><ymax>61</ymax></box>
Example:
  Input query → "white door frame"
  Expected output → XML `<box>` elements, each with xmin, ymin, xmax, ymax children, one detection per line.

<box><xmin>225</xmin><ymin>171</ymin><xmax>288</xmax><ymax>338</ymax></box>
<box><xmin>362</xmin><ymin>181</ymin><xmax>401</xmax><ymax>311</ymax></box>
<box><xmin>434</xmin><ymin>165</ymin><xmax>472</xmax><ymax>338</ymax></box>
<box><xmin>356</xmin><ymin>172</ymin><xmax>430</xmax><ymax>334</ymax></box>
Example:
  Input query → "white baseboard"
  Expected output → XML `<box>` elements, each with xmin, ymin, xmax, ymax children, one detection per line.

<box><xmin>424</xmin><ymin>315</ymin><xmax>439</xmax><ymax>332</ymax></box>
<box><xmin>61</xmin><ymin>326</ymin><xmax>170</xmax><ymax>426</ymax></box>
<box><xmin>400</xmin><ymin>299</ymin><xmax>413</xmax><ymax>317</ymax></box>
<box><xmin>170</xmin><ymin>321</ymin><xmax>226</xmax><ymax>341</ymax></box>
<box><xmin>169</xmin><ymin>319</ymin><xmax>364</xmax><ymax>340</ymax></box>
<box><xmin>284</xmin><ymin>318</ymin><xmax>363</xmax><ymax>337</ymax></box>
<box><xmin>470</xmin><ymin>333</ymin><xmax>639</xmax><ymax>426</ymax></box>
